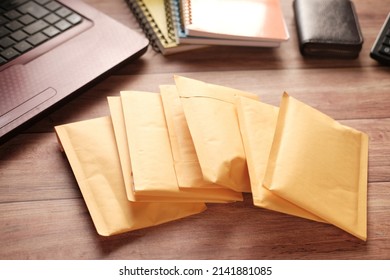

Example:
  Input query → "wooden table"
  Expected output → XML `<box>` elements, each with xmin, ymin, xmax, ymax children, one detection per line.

<box><xmin>1</xmin><ymin>0</ymin><xmax>389</xmax><ymax>260</ymax></box>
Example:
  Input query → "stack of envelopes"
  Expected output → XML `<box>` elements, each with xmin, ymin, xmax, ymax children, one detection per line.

<box><xmin>55</xmin><ymin>75</ymin><xmax>369</xmax><ymax>240</ymax></box>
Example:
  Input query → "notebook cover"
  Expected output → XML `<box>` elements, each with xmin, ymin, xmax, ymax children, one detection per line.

<box><xmin>179</xmin><ymin>0</ymin><xmax>289</xmax><ymax>42</ymax></box>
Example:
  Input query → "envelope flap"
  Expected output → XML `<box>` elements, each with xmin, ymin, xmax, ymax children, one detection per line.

<box><xmin>174</xmin><ymin>75</ymin><xmax>258</xmax><ymax>103</ymax></box>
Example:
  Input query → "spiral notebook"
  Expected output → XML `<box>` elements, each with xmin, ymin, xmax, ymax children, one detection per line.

<box><xmin>125</xmin><ymin>0</ymin><xmax>203</xmax><ymax>54</ymax></box>
<box><xmin>175</xmin><ymin>0</ymin><xmax>289</xmax><ymax>47</ymax></box>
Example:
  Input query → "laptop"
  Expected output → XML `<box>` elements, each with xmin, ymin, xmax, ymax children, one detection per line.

<box><xmin>0</xmin><ymin>0</ymin><xmax>149</xmax><ymax>143</ymax></box>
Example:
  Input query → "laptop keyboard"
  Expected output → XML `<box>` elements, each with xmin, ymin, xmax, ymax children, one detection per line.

<box><xmin>0</xmin><ymin>0</ymin><xmax>84</xmax><ymax>67</ymax></box>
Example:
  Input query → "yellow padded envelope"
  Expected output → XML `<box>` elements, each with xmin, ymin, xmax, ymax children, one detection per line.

<box><xmin>121</xmin><ymin>91</ymin><xmax>178</xmax><ymax>195</ymax></box>
<box><xmin>160</xmin><ymin>84</ymin><xmax>230</xmax><ymax>189</ymax></box>
<box><xmin>54</xmin><ymin>117</ymin><xmax>206</xmax><ymax>236</ymax></box>
<box><xmin>117</xmin><ymin>92</ymin><xmax>243</xmax><ymax>202</ymax></box>
<box><xmin>236</xmin><ymin>96</ymin><xmax>324</xmax><ymax>222</ymax></box>
<box><xmin>107</xmin><ymin>96</ymin><xmax>176</xmax><ymax>202</ymax></box>
<box><xmin>263</xmin><ymin>93</ymin><xmax>368</xmax><ymax>240</ymax></box>
<box><xmin>174</xmin><ymin>75</ymin><xmax>258</xmax><ymax>192</ymax></box>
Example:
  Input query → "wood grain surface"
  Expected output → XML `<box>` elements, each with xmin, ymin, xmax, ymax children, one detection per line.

<box><xmin>0</xmin><ymin>0</ymin><xmax>389</xmax><ymax>259</ymax></box>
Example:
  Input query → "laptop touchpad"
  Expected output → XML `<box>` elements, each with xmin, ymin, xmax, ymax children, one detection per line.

<box><xmin>0</xmin><ymin>65</ymin><xmax>57</xmax><ymax>128</ymax></box>
<box><xmin>0</xmin><ymin>87</ymin><xmax>57</xmax><ymax>129</ymax></box>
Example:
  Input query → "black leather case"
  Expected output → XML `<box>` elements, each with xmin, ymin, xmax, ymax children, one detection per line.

<box><xmin>293</xmin><ymin>0</ymin><xmax>364</xmax><ymax>58</ymax></box>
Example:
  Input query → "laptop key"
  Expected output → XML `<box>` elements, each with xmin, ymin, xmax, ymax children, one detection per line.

<box><xmin>45</xmin><ymin>2</ymin><xmax>61</xmax><ymax>12</ymax></box>
<box><xmin>11</xmin><ymin>30</ymin><xmax>28</xmax><ymax>41</ymax></box>
<box><xmin>56</xmin><ymin>7</ymin><xmax>71</xmax><ymax>18</ymax></box>
<box><xmin>18</xmin><ymin>14</ymin><xmax>35</xmax><ymax>25</ymax></box>
<box><xmin>26</xmin><ymin>32</ymin><xmax>48</xmax><ymax>46</ymax></box>
<box><xmin>24</xmin><ymin>19</ymin><xmax>49</xmax><ymax>34</ymax></box>
<box><xmin>43</xmin><ymin>26</ymin><xmax>60</xmax><ymax>37</ymax></box>
<box><xmin>44</xmin><ymin>13</ymin><xmax>60</xmax><ymax>24</ymax></box>
<box><xmin>66</xmin><ymin>13</ymin><xmax>82</xmax><ymax>25</ymax></box>
<box><xmin>4</xmin><ymin>9</ymin><xmax>21</xmax><ymax>20</ymax></box>
<box><xmin>379</xmin><ymin>45</ymin><xmax>390</xmax><ymax>57</ymax></box>
<box><xmin>55</xmin><ymin>19</ymin><xmax>71</xmax><ymax>31</ymax></box>
<box><xmin>14</xmin><ymin>40</ymin><xmax>32</xmax><ymax>53</ymax></box>
<box><xmin>1</xmin><ymin>47</ymin><xmax>19</xmax><ymax>60</ymax></box>
<box><xmin>5</xmin><ymin>20</ymin><xmax>23</xmax><ymax>31</ymax></box>
<box><xmin>18</xmin><ymin>2</ymin><xmax>50</xmax><ymax>19</ymax></box>
<box><xmin>0</xmin><ymin>27</ymin><xmax>11</xmax><ymax>38</ymax></box>
<box><xmin>0</xmin><ymin>37</ymin><xmax>15</xmax><ymax>48</ymax></box>
<box><xmin>383</xmin><ymin>36</ymin><xmax>390</xmax><ymax>46</ymax></box>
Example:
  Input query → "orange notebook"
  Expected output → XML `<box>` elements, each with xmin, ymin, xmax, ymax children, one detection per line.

<box><xmin>178</xmin><ymin>0</ymin><xmax>289</xmax><ymax>45</ymax></box>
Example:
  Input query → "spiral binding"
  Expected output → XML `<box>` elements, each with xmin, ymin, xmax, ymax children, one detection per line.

<box><xmin>164</xmin><ymin>0</ymin><xmax>177</xmax><ymax>42</ymax></box>
<box><xmin>180</xmin><ymin>0</ymin><xmax>192</xmax><ymax>26</ymax></box>
<box><xmin>125</xmin><ymin>0</ymin><xmax>178</xmax><ymax>53</ymax></box>
<box><xmin>169</xmin><ymin>0</ymin><xmax>186</xmax><ymax>37</ymax></box>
